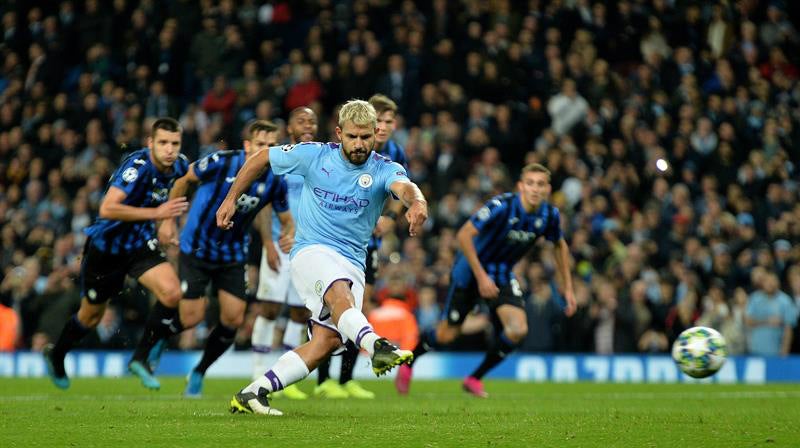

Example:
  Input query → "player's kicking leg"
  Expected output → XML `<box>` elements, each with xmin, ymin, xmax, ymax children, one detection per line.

<box><xmin>231</xmin><ymin>324</ymin><xmax>338</xmax><ymax>415</ymax></box>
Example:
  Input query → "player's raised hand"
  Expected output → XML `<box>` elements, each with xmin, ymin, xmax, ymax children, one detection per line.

<box><xmin>406</xmin><ymin>200</ymin><xmax>428</xmax><ymax>237</ymax></box>
<box><xmin>155</xmin><ymin>197</ymin><xmax>189</xmax><ymax>219</ymax></box>
<box><xmin>477</xmin><ymin>272</ymin><xmax>500</xmax><ymax>299</ymax></box>
<box><xmin>157</xmin><ymin>219</ymin><xmax>179</xmax><ymax>247</ymax></box>
<box><xmin>216</xmin><ymin>198</ymin><xmax>235</xmax><ymax>230</ymax></box>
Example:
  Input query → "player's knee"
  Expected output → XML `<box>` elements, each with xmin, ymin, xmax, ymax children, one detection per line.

<box><xmin>323</xmin><ymin>281</ymin><xmax>354</xmax><ymax>309</ymax></box>
<box><xmin>436</xmin><ymin>324</ymin><xmax>459</xmax><ymax>345</ymax></box>
<box><xmin>263</xmin><ymin>302</ymin><xmax>281</xmax><ymax>320</ymax></box>
<box><xmin>221</xmin><ymin>312</ymin><xmax>244</xmax><ymax>328</ymax></box>
<box><xmin>78</xmin><ymin>308</ymin><xmax>104</xmax><ymax>328</ymax></box>
<box><xmin>505</xmin><ymin>322</ymin><xmax>528</xmax><ymax>343</ymax></box>
<box><xmin>180</xmin><ymin>307</ymin><xmax>205</xmax><ymax>329</ymax></box>
<box><xmin>156</xmin><ymin>285</ymin><xmax>182</xmax><ymax>307</ymax></box>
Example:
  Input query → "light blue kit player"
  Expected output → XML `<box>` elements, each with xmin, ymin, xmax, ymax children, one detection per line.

<box><xmin>217</xmin><ymin>100</ymin><xmax>429</xmax><ymax>416</ymax></box>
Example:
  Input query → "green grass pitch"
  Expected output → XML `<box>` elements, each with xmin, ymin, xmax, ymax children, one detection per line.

<box><xmin>2</xmin><ymin>378</ymin><xmax>799</xmax><ymax>447</ymax></box>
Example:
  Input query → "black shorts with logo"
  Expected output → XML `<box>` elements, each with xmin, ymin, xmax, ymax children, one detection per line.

<box><xmin>178</xmin><ymin>252</ymin><xmax>247</xmax><ymax>300</ymax></box>
<box><xmin>442</xmin><ymin>279</ymin><xmax>526</xmax><ymax>326</ymax></box>
<box><xmin>364</xmin><ymin>245</ymin><xmax>379</xmax><ymax>285</ymax></box>
<box><xmin>80</xmin><ymin>239</ymin><xmax>167</xmax><ymax>304</ymax></box>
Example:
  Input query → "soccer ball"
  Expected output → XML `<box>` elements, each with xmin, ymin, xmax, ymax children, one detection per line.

<box><xmin>671</xmin><ymin>326</ymin><xmax>728</xmax><ymax>378</ymax></box>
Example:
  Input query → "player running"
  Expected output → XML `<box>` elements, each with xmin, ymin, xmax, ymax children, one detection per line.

<box><xmin>43</xmin><ymin>118</ymin><xmax>189</xmax><ymax>390</ymax></box>
<box><xmin>396</xmin><ymin>164</ymin><xmax>577</xmax><ymax>397</ymax></box>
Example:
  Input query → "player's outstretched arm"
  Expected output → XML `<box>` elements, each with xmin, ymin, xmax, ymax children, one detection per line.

<box><xmin>552</xmin><ymin>238</ymin><xmax>577</xmax><ymax>316</ymax></box>
<box><xmin>99</xmin><ymin>186</ymin><xmax>188</xmax><ymax>223</ymax></box>
<box><xmin>456</xmin><ymin>221</ymin><xmax>499</xmax><ymax>299</ymax></box>
<box><xmin>389</xmin><ymin>180</ymin><xmax>428</xmax><ymax>237</ymax></box>
<box><xmin>216</xmin><ymin>148</ymin><xmax>269</xmax><ymax>229</ymax></box>
<box><xmin>157</xmin><ymin>166</ymin><xmax>200</xmax><ymax>246</ymax></box>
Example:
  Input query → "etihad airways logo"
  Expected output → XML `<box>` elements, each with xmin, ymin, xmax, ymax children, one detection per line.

<box><xmin>313</xmin><ymin>187</ymin><xmax>370</xmax><ymax>213</ymax></box>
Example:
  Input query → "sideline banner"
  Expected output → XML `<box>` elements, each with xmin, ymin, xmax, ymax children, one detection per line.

<box><xmin>1</xmin><ymin>351</ymin><xmax>799</xmax><ymax>383</ymax></box>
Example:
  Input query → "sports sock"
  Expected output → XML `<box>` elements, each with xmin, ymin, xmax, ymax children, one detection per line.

<box><xmin>247</xmin><ymin>350</ymin><xmax>309</xmax><ymax>394</ymax></box>
<box><xmin>339</xmin><ymin>340</ymin><xmax>359</xmax><ymax>384</ymax></box>
<box><xmin>336</xmin><ymin>308</ymin><xmax>379</xmax><ymax>356</ymax></box>
<box><xmin>194</xmin><ymin>324</ymin><xmax>237</xmax><ymax>375</ymax></box>
<box><xmin>50</xmin><ymin>314</ymin><xmax>91</xmax><ymax>374</ymax></box>
<box><xmin>317</xmin><ymin>356</ymin><xmax>331</xmax><ymax>384</ymax></box>
<box><xmin>470</xmin><ymin>331</ymin><xmax>517</xmax><ymax>380</ymax></box>
<box><xmin>282</xmin><ymin>319</ymin><xmax>305</xmax><ymax>349</ymax></box>
<box><xmin>131</xmin><ymin>301</ymin><xmax>180</xmax><ymax>362</ymax></box>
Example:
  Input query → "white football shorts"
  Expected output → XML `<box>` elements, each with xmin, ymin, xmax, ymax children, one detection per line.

<box><xmin>290</xmin><ymin>244</ymin><xmax>365</xmax><ymax>343</ymax></box>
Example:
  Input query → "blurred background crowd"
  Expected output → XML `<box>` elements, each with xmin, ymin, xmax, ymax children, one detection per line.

<box><xmin>1</xmin><ymin>0</ymin><xmax>799</xmax><ymax>357</ymax></box>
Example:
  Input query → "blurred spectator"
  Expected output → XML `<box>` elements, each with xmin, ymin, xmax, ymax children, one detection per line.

<box><xmin>0</xmin><ymin>0</ymin><xmax>798</xmax><ymax>356</ymax></box>
<box><xmin>368</xmin><ymin>269</ymin><xmax>419</xmax><ymax>351</ymax></box>
<box><xmin>547</xmin><ymin>79</ymin><xmax>588</xmax><ymax>136</ymax></box>
<box><xmin>746</xmin><ymin>272</ymin><xmax>797</xmax><ymax>356</ymax></box>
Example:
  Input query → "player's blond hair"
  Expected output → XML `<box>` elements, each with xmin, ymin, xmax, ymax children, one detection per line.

<box><xmin>338</xmin><ymin>99</ymin><xmax>377</xmax><ymax>129</ymax></box>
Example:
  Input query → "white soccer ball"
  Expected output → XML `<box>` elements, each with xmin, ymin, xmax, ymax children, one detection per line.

<box><xmin>671</xmin><ymin>326</ymin><xmax>728</xmax><ymax>379</ymax></box>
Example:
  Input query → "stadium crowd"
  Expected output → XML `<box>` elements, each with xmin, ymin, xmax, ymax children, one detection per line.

<box><xmin>1</xmin><ymin>0</ymin><xmax>799</xmax><ymax>357</ymax></box>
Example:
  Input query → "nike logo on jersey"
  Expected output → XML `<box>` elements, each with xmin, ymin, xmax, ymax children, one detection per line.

<box><xmin>225</xmin><ymin>177</ymin><xmax>236</xmax><ymax>183</ymax></box>
<box><xmin>509</xmin><ymin>217</ymin><xmax>520</xmax><ymax>225</ymax></box>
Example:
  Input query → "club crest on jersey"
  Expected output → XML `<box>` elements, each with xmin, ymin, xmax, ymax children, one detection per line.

<box><xmin>534</xmin><ymin>218</ymin><xmax>543</xmax><ymax>229</ymax></box>
<box><xmin>358</xmin><ymin>173</ymin><xmax>373</xmax><ymax>188</ymax></box>
<box><xmin>256</xmin><ymin>183</ymin><xmax>266</xmax><ymax>194</ymax></box>
<box><xmin>314</xmin><ymin>280</ymin><xmax>324</xmax><ymax>296</ymax></box>
<box><xmin>122</xmin><ymin>167</ymin><xmax>138</xmax><ymax>183</ymax></box>
<box><xmin>198</xmin><ymin>157</ymin><xmax>209</xmax><ymax>171</ymax></box>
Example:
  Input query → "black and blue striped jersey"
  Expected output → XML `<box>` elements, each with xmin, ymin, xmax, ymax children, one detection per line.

<box><xmin>180</xmin><ymin>150</ymin><xmax>288</xmax><ymax>264</ymax></box>
<box><xmin>451</xmin><ymin>193</ymin><xmax>563</xmax><ymax>288</ymax></box>
<box><xmin>367</xmin><ymin>140</ymin><xmax>409</xmax><ymax>251</ymax></box>
<box><xmin>85</xmin><ymin>148</ymin><xmax>189</xmax><ymax>254</ymax></box>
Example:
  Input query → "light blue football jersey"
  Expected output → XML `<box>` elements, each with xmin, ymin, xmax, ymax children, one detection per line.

<box><xmin>268</xmin><ymin>141</ymin><xmax>409</xmax><ymax>270</ymax></box>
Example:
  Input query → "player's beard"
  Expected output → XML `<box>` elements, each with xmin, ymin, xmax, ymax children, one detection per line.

<box><xmin>346</xmin><ymin>148</ymin><xmax>370</xmax><ymax>165</ymax></box>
